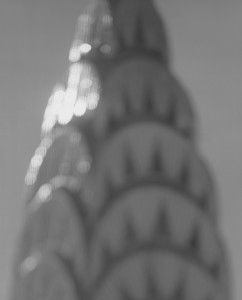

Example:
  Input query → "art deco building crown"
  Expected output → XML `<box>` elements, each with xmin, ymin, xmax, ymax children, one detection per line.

<box><xmin>11</xmin><ymin>1</ymin><xmax>231</xmax><ymax>300</ymax></box>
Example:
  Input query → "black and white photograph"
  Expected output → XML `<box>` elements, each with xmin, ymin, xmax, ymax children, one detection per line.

<box><xmin>0</xmin><ymin>0</ymin><xmax>241</xmax><ymax>299</ymax></box>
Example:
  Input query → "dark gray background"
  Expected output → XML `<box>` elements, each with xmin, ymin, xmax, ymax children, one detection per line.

<box><xmin>0</xmin><ymin>0</ymin><xmax>241</xmax><ymax>299</ymax></box>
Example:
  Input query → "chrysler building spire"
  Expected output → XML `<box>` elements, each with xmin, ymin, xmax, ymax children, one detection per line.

<box><xmin>11</xmin><ymin>1</ymin><xmax>231</xmax><ymax>300</ymax></box>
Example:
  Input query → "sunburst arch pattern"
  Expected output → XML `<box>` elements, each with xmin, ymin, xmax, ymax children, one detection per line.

<box><xmin>11</xmin><ymin>1</ymin><xmax>231</xmax><ymax>300</ymax></box>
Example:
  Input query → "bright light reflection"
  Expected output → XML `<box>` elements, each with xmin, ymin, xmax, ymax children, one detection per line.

<box><xmin>87</xmin><ymin>92</ymin><xmax>99</xmax><ymax>110</ymax></box>
<box><xmin>80</xmin><ymin>43</ymin><xmax>92</xmax><ymax>54</ymax></box>
<box><xmin>69</xmin><ymin>43</ymin><xmax>92</xmax><ymax>62</ymax></box>
<box><xmin>20</xmin><ymin>255</ymin><xmax>39</xmax><ymax>276</ymax></box>
<box><xmin>52</xmin><ymin>175</ymin><xmax>81</xmax><ymax>193</ymax></box>
<box><xmin>74</xmin><ymin>99</ymin><xmax>87</xmax><ymax>117</ymax></box>
<box><xmin>80</xmin><ymin>78</ymin><xmax>93</xmax><ymax>89</ymax></box>
<box><xmin>69</xmin><ymin>0</ymin><xmax>116</xmax><ymax>61</ymax></box>
<box><xmin>68</xmin><ymin>63</ymin><xmax>82</xmax><ymax>86</ymax></box>
<box><xmin>38</xmin><ymin>184</ymin><xmax>52</xmax><ymax>201</ymax></box>
<box><xmin>25</xmin><ymin>137</ymin><xmax>53</xmax><ymax>186</ymax></box>
<box><xmin>30</xmin><ymin>154</ymin><xmax>43</xmax><ymax>169</ymax></box>
<box><xmin>69</xmin><ymin>11</ymin><xmax>92</xmax><ymax>62</ymax></box>
<box><xmin>25</xmin><ymin>172</ymin><xmax>37</xmax><ymax>186</ymax></box>
<box><xmin>42</xmin><ymin>85</ymin><xmax>65</xmax><ymax>134</ymax></box>
<box><xmin>69</xmin><ymin>45</ymin><xmax>81</xmax><ymax>63</ymax></box>
<box><xmin>40</xmin><ymin>65</ymin><xmax>102</xmax><ymax>125</ymax></box>
<box><xmin>76</xmin><ymin>64</ymin><xmax>100</xmax><ymax>113</ymax></box>
<box><xmin>58</xmin><ymin>88</ymin><xmax>77</xmax><ymax>125</ymax></box>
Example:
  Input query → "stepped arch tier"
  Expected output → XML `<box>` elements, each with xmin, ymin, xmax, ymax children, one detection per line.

<box><xmin>10</xmin><ymin>0</ymin><xmax>231</xmax><ymax>300</ymax></box>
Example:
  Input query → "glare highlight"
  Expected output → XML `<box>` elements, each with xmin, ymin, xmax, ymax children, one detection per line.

<box><xmin>37</xmin><ymin>184</ymin><xmax>52</xmax><ymax>201</ymax></box>
<box><xmin>30</xmin><ymin>154</ymin><xmax>43</xmax><ymax>169</ymax></box>
<box><xmin>58</xmin><ymin>88</ymin><xmax>77</xmax><ymax>125</ymax></box>
<box><xmin>41</xmin><ymin>63</ymin><xmax>100</xmax><ymax>130</ymax></box>
<box><xmin>25</xmin><ymin>137</ymin><xmax>53</xmax><ymax>186</ymax></box>
<box><xmin>74</xmin><ymin>99</ymin><xmax>87</xmax><ymax>117</ymax></box>
<box><xmin>69</xmin><ymin>1</ymin><xmax>116</xmax><ymax>62</ymax></box>
<box><xmin>69</xmin><ymin>42</ymin><xmax>92</xmax><ymax>63</ymax></box>
<box><xmin>20</xmin><ymin>255</ymin><xmax>40</xmax><ymax>276</ymax></box>
<box><xmin>42</xmin><ymin>85</ymin><xmax>65</xmax><ymax>135</ymax></box>
<box><xmin>80</xmin><ymin>43</ymin><xmax>92</xmax><ymax>54</ymax></box>
<box><xmin>68</xmin><ymin>63</ymin><xmax>82</xmax><ymax>87</ymax></box>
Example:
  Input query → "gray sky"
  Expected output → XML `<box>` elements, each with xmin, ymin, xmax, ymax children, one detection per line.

<box><xmin>0</xmin><ymin>0</ymin><xmax>241</xmax><ymax>299</ymax></box>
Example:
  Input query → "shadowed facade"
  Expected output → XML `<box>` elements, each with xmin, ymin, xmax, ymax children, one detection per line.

<box><xmin>10</xmin><ymin>0</ymin><xmax>231</xmax><ymax>299</ymax></box>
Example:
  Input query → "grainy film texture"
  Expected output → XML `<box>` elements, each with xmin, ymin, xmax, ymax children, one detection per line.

<box><xmin>10</xmin><ymin>0</ymin><xmax>231</xmax><ymax>299</ymax></box>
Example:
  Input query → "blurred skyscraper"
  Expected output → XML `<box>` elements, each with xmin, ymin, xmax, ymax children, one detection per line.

<box><xmin>10</xmin><ymin>1</ymin><xmax>231</xmax><ymax>299</ymax></box>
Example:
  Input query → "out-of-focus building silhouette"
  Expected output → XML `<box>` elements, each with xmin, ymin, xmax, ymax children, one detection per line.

<box><xmin>10</xmin><ymin>0</ymin><xmax>231</xmax><ymax>299</ymax></box>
